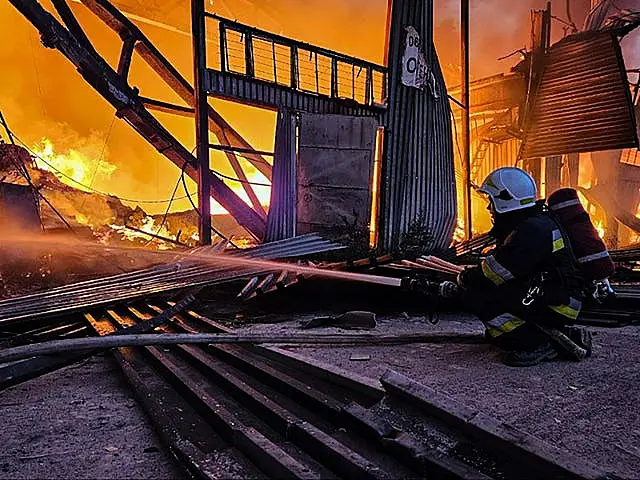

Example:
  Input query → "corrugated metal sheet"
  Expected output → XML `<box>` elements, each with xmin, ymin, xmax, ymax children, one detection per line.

<box><xmin>520</xmin><ymin>31</ymin><xmax>639</xmax><ymax>159</ymax></box>
<box><xmin>265</xmin><ymin>109</ymin><xmax>297</xmax><ymax>242</ymax></box>
<box><xmin>206</xmin><ymin>70</ymin><xmax>385</xmax><ymax>120</ymax></box>
<box><xmin>380</xmin><ymin>0</ymin><xmax>456</xmax><ymax>252</ymax></box>
<box><xmin>296</xmin><ymin>114</ymin><xmax>377</xmax><ymax>247</ymax></box>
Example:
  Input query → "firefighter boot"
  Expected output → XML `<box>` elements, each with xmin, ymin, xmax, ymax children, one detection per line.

<box><xmin>503</xmin><ymin>341</ymin><xmax>559</xmax><ymax>367</ymax></box>
<box><xmin>562</xmin><ymin>326</ymin><xmax>593</xmax><ymax>358</ymax></box>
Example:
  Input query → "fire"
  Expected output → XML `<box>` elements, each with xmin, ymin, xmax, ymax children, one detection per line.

<box><xmin>452</xmin><ymin>218</ymin><xmax>466</xmax><ymax>243</ymax></box>
<box><xmin>109</xmin><ymin>216</ymin><xmax>175</xmax><ymax>250</ymax></box>
<box><xmin>594</xmin><ymin>219</ymin><xmax>605</xmax><ymax>240</ymax></box>
<box><xmin>31</xmin><ymin>137</ymin><xmax>270</xmax><ymax>217</ymax></box>
<box><xmin>31</xmin><ymin>138</ymin><xmax>117</xmax><ymax>191</ymax></box>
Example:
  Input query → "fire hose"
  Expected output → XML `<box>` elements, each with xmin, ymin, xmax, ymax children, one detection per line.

<box><xmin>0</xmin><ymin>332</ymin><xmax>487</xmax><ymax>364</ymax></box>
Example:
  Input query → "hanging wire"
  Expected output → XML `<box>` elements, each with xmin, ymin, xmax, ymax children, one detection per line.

<box><xmin>142</xmin><ymin>163</ymin><xmax>186</xmax><ymax>248</ymax></box>
<box><xmin>0</xmin><ymin>110</ymin><xmax>15</xmax><ymax>144</ymax></box>
<box><xmin>0</xmin><ymin>109</ymin><xmax>73</xmax><ymax>232</ymax></box>
<box><xmin>5</xmin><ymin>119</ymin><xmax>238</xmax><ymax>248</ymax></box>
<box><xmin>11</xmin><ymin>133</ymin><xmax>197</xmax><ymax>204</ymax></box>
<box><xmin>79</xmin><ymin>116</ymin><xmax>116</xmax><ymax>210</ymax></box>
<box><xmin>84</xmin><ymin>116</ymin><xmax>116</xmax><ymax>193</ymax></box>
<box><xmin>210</xmin><ymin>167</ymin><xmax>271</xmax><ymax>187</ymax></box>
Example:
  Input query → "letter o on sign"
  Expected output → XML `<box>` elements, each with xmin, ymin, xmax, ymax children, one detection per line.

<box><xmin>406</xmin><ymin>57</ymin><xmax>417</xmax><ymax>73</ymax></box>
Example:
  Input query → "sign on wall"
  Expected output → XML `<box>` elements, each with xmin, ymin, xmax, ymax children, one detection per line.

<box><xmin>401</xmin><ymin>26</ymin><xmax>428</xmax><ymax>89</ymax></box>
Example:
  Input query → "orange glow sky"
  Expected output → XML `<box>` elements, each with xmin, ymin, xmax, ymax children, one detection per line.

<box><xmin>1</xmin><ymin>0</ymin><xmax>636</xmax><ymax>217</ymax></box>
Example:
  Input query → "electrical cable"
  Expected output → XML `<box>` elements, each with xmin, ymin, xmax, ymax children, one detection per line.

<box><xmin>210</xmin><ymin>166</ymin><xmax>270</xmax><ymax>187</ymax></box>
<box><xmin>0</xmin><ymin>109</ymin><xmax>15</xmax><ymax>144</ymax></box>
<box><xmin>7</xmin><ymin>154</ymin><xmax>74</xmax><ymax>233</ymax></box>
<box><xmin>84</xmin><ymin>116</ymin><xmax>116</xmax><ymax>193</ymax></box>
<box><xmin>79</xmin><ymin>116</ymin><xmax>116</xmax><ymax>211</ymax></box>
<box><xmin>6</xmin><ymin>121</ymin><xmax>238</xmax><ymax>248</ymax></box>
<box><xmin>449</xmin><ymin>105</ymin><xmax>480</xmax><ymax>190</ymax></box>
<box><xmin>180</xmin><ymin>160</ymin><xmax>238</xmax><ymax>249</ymax></box>
<box><xmin>142</xmin><ymin>163</ymin><xmax>185</xmax><ymax>248</ymax></box>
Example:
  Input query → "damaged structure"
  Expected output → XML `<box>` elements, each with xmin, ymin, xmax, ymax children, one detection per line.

<box><xmin>7</xmin><ymin>0</ymin><xmax>457</xmax><ymax>253</ymax></box>
<box><xmin>450</xmin><ymin>2</ymin><xmax>640</xmax><ymax>244</ymax></box>
<box><xmin>1</xmin><ymin>0</ymin><xmax>640</xmax><ymax>478</ymax></box>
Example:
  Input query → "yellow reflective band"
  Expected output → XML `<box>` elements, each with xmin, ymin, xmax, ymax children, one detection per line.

<box><xmin>499</xmin><ymin>317</ymin><xmax>526</xmax><ymax>334</ymax></box>
<box><xmin>482</xmin><ymin>261</ymin><xmax>505</xmax><ymax>285</ymax></box>
<box><xmin>552</xmin><ymin>238</ymin><xmax>565</xmax><ymax>252</ymax></box>
<box><xmin>551</xmin><ymin>229</ymin><xmax>565</xmax><ymax>253</ymax></box>
<box><xmin>551</xmin><ymin>229</ymin><xmax>565</xmax><ymax>252</ymax></box>
<box><xmin>482</xmin><ymin>256</ymin><xmax>515</xmax><ymax>286</ymax></box>
<box><xmin>486</xmin><ymin>326</ymin><xmax>502</xmax><ymax>338</ymax></box>
<box><xmin>519</xmin><ymin>198</ymin><xmax>535</xmax><ymax>206</ymax></box>
<box><xmin>549</xmin><ymin>304</ymin><xmax>580</xmax><ymax>320</ymax></box>
<box><xmin>483</xmin><ymin>314</ymin><xmax>525</xmax><ymax>337</ymax></box>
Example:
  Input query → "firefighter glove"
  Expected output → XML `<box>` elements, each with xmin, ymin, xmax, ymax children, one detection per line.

<box><xmin>439</xmin><ymin>280</ymin><xmax>460</xmax><ymax>299</ymax></box>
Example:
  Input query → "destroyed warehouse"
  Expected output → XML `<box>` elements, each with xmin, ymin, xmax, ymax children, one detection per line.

<box><xmin>0</xmin><ymin>0</ymin><xmax>639</xmax><ymax>478</ymax></box>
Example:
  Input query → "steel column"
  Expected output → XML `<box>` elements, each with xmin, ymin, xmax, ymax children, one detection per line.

<box><xmin>461</xmin><ymin>0</ymin><xmax>472</xmax><ymax>239</ymax></box>
<box><xmin>192</xmin><ymin>0</ymin><xmax>212</xmax><ymax>245</ymax></box>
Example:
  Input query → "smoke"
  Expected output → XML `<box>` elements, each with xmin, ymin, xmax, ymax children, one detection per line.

<box><xmin>616</xmin><ymin>0</ymin><xmax>640</xmax><ymax>71</ymax></box>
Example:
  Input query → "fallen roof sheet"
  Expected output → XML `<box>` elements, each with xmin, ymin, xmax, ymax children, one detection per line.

<box><xmin>520</xmin><ymin>31</ymin><xmax>638</xmax><ymax>159</ymax></box>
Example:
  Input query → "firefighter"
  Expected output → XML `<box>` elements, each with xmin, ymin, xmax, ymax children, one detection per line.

<box><xmin>457</xmin><ymin>167</ymin><xmax>592</xmax><ymax>367</ymax></box>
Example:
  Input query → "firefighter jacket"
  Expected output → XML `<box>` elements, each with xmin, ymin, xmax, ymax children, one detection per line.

<box><xmin>461</xmin><ymin>212</ymin><xmax>585</xmax><ymax>324</ymax></box>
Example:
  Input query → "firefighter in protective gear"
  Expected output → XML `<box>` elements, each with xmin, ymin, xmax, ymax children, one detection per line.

<box><xmin>459</xmin><ymin>167</ymin><xmax>591</xmax><ymax>367</ymax></box>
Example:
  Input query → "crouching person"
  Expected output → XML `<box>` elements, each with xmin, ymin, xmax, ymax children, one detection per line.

<box><xmin>458</xmin><ymin>167</ymin><xmax>592</xmax><ymax>367</ymax></box>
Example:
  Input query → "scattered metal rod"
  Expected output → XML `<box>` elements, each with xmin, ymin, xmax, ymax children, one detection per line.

<box><xmin>381</xmin><ymin>370</ymin><xmax>609</xmax><ymax>480</ymax></box>
<box><xmin>0</xmin><ymin>235</ymin><xmax>348</xmax><ymax>325</ymax></box>
<box><xmin>0</xmin><ymin>234</ymin><xmax>341</xmax><ymax>306</ymax></box>
<box><xmin>76</xmin><ymin>300</ymin><xmax>607</xmax><ymax>479</ymax></box>
<box><xmin>0</xmin><ymin>333</ymin><xmax>486</xmax><ymax>363</ymax></box>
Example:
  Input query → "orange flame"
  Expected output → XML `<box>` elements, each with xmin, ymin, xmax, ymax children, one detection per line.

<box><xmin>31</xmin><ymin>138</ymin><xmax>117</xmax><ymax>191</ymax></box>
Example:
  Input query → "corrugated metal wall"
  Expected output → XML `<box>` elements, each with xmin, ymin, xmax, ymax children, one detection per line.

<box><xmin>520</xmin><ymin>31</ymin><xmax>639</xmax><ymax>159</ymax></box>
<box><xmin>265</xmin><ymin>109</ymin><xmax>297</xmax><ymax>242</ymax></box>
<box><xmin>380</xmin><ymin>0</ymin><xmax>456</xmax><ymax>252</ymax></box>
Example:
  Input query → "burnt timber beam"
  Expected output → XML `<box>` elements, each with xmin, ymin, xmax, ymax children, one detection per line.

<box><xmin>8</xmin><ymin>0</ymin><xmax>266</xmax><ymax>240</ymax></box>
<box><xmin>117</xmin><ymin>32</ymin><xmax>135</xmax><ymax>78</ymax></box>
<box><xmin>78</xmin><ymin>0</ymin><xmax>273</xmax><ymax>181</ymax></box>
<box><xmin>50</xmin><ymin>0</ymin><xmax>97</xmax><ymax>57</ymax></box>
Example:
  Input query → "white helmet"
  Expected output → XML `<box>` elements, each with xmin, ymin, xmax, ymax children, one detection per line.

<box><xmin>478</xmin><ymin>167</ymin><xmax>537</xmax><ymax>214</ymax></box>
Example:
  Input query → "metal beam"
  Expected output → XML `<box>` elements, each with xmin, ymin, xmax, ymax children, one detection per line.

<box><xmin>8</xmin><ymin>0</ymin><xmax>266</xmax><ymax>240</ymax></box>
<box><xmin>78</xmin><ymin>0</ymin><xmax>273</xmax><ymax>181</ymax></box>
<box><xmin>206</xmin><ymin>70</ymin><xmax>385</xmax><ymax>118</ymax></box>
<box><xmin>192</xmin><ymin>0</ymin><xmax>212</xmax><ymax>245</ymax></box>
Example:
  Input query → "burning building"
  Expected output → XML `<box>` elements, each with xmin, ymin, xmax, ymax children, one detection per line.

<box><xmin>1</xmin><ymin>0</ymin><xmax>639</xmax><ymax>254</ymax></box>
<box><xmin>449</xmin><ymin>1</ymin><xmax>640</xmax><ymax>247</ymax></box>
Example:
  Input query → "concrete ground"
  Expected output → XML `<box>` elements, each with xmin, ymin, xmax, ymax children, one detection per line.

<box><xmin>1</xmin><ymin>312</ymin><xmax>638</xmax><ymax>479</ymax></box>
<box><xmin>238</xmin><ymin>313</ymin><xmax>640</xmax><ymax>479</ymax></box>
<box><xmin>0</xmin><ymin>354</ymin><xmax>181</xmax><ymax>479</ymax></box>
